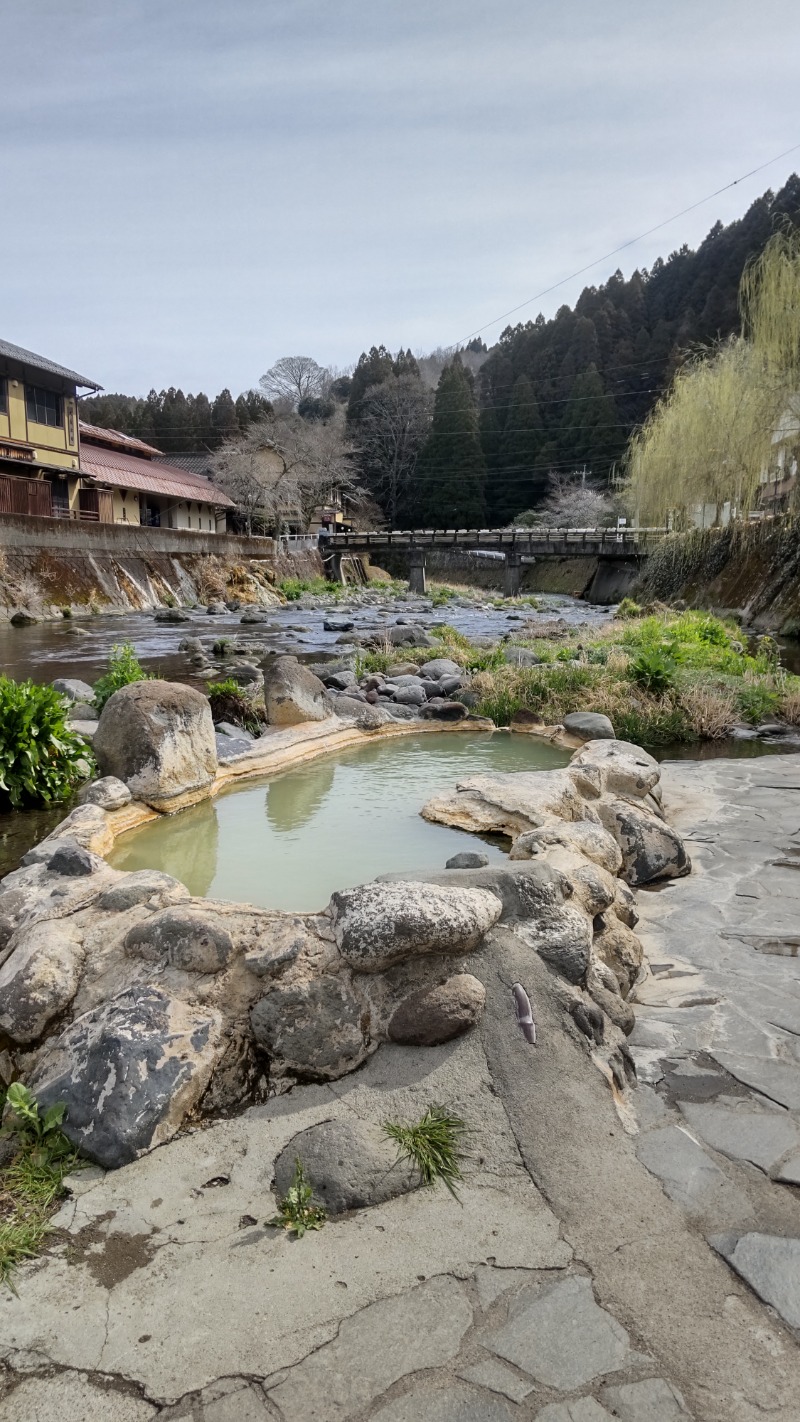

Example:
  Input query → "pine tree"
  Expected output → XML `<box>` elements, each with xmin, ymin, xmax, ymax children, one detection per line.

<box><xmin>492</xmin><ymin>375</ymin><xmax>544</xmax><ymax>522</ymax></box>
<box><xmin>416</xmin><ymin>359</ymin><xmax>486</xmax><ymax>527</ymax></box>
<box><xmin>346</xmin><ymin>346</ymin><xmax>395</xmax><ymax>426</ymax></box>
<box><xmin>211</xmin><ymin>389</ymin><xmax>238</xmax><ymax>446</ymax></box>
<box><xmin>559</xmin><ymin>365</ymin><xmax>622</xmax><ymax>473</ymax></box>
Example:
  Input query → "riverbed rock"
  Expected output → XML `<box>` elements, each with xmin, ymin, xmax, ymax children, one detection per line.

<box><xmin>388</xmin><ymin>974</ymin><xmax>486</xmax><ymax>1045</ymax></box>
<box><xmin>123</xmin><ymin>906</ymin><xmax>234</xmax><ymax>973</ymax></box>
<box><xmin>206</xmin><ymin>601</ymin><xmax>226</xmax><ymax>615</ymax></box>
<box><xmin>422</xmin><ymin>698</ymin><xmax>468</xmax><ymax>721</ymax></box>
<box><xmin>77</xmin><ymin>775</ymin><xmax>133</xmax><ymax>811</ymax></box>
<box><xmin>30</xmin><ymin>986</ymin><xmax>224</xmax><ymax>1168</ymax></box>
<box><xmin>52</xmin><ymin>677</ymin><xmax>95</xmax><ymax>704</ymax></box>
<box><xmin>22</xmin><ymin>803</ymin><xmax>114</xmax><ymax>862</ymax></box>
<box><xmin>0</xmin><ymin>920</ymin><xmax>85</xmax><ymax>1044</ymax></box>
<box><xmin>323</xmin><ymin>670</ymin><xmax>358</xmax><ymax>691</ymax></box>
<box><xmin>510</xmin><ymin>821</ymin><xmax>623</xmax><ymax>876</ymax></box>
<box><xmin>93</xmin><ymin>679</ymin><xmax>217</xmax><ymax>812</ymax></box>
<box><xmin>331</xmin><ymin>881</ymin><xmax>502</xmax><ymax>971</ymax></box>
<box><xmin>46</xmin><ymin>839</ymin><xmax>101</xmax><ymax>877</ymax></box>
<box><xmin>592</xmin><ymin>915</ymin><xmax>645</xmax><ymax>995</ymax></box>
<box><xmin>262</xmin><ymin>655</ymin><xmax>334</xmax><ymax>725</ymax></box>
<box><xmin>323</xmin><ymin>618</ymin><xmax>355</xmax><ymax>632</ymax></box>
<box><xmin>420</xmin><ymin>658</ymin><xmax>463</xmax><ymax>680</ymax></box>
<box><xmin>10</xmin><ymin>610</ymin><xmax>38</xmax><ymax>626</ymax></box>
<box><xmin>562</xmin><ymin>711</ymin><xmax>615</xmax><ymax>741</ymax></box>
<box><xmin>393</xmin><ymin>684</ymin><xmax>426</xmax><ymax>707</ymax></box>
<box><xmin>596</xmin><ymin>798</ymin><xmax>691</xmax><ymax>885</ymax></box>
<box><xmin>154</xmin><ymin>606</ymin><xmax>190</xmax><ymax>622</ymax></box>
<box><xmin>445</xmin><ymin>851</ymin><xmax>490</xmax><ymax>869</ymax></box>
<box><xmin>272</xmin><ymin>1117</ymin><xmax>419</xmax><ymax>1215</ymax></box>
<box><xmin>250</xmin><ymin>975</ymin><xmax>370</xmax><ymax>1078</ymax></box>
<box><xmin>423</xmin><ymin>769</ymin><xmax>588</xmax><ymax>837</ymax></box>
<box><xmin>570</xmin><ymin>739</ymin><xmax>660</xmax><ymax>802</ymax></box>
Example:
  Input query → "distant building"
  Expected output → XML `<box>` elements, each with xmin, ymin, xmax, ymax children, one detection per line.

<box><xmin>759</xmin><ymin>396</ymin><xmax>800</xmax><ymax>514</ymax></box>
<box><xmin>79</xmin><ymin>424</ymin><xmax>234</xmax><ymax>531</ymax></box>
<box><xmin>0</xmin><ymin>337</ymin><xmax>100</xmax><ymax>517</ymax></box>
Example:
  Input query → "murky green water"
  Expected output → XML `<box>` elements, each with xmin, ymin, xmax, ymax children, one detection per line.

<box><xmin>109</xmin><ymin>732</ymin><xmax>570</xmax><ymax>911</ymax></box>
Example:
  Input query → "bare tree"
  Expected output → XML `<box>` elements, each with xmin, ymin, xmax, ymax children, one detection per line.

<box><xmin>259</xmin><ymin>356</ymin><xmax>330</xmax><ymax>410</ymax></box>
<box><xmin>356</xmin><ymin>375</ymin><xmax>432</xmax><ymax>527</ymax></box>
<box><xmin>211</xmin><ymin>412</ymin><xmax>358</xmax><ymax>535</ymax></box>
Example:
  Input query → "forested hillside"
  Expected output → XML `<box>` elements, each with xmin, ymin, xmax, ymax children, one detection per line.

<box><xmin>79</xmin><ymin>387</ymin><xmax>273</xmax><ymax>453</ymax></box>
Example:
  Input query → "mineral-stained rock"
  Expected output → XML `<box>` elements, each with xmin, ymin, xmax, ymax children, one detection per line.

<box><xmin>388</xmin><ymin>973</ymin><xmax>486</xmax><ymax>1045</ymax></box>
<box><xmin>123</xmin><ymin>906</ymin><xmax>234</xmax><ymax>973</ymax></box>
<box><xmin>243</xmin><ymin>916</ymin><xmax>310</xmax><ymax>978</ymax></box>
<box><xmin>96</xmin><ymin>870</ymin><xmax>189</xmax><ymax>912</ymax></box>
<box><xmin>30</xmin><ymin>986</ymin><xmax>224</xmax><ymax>1168</ymax></box>
<box><xmin>0</xmin><ymin>920</ymin><xmax>85</xmax><ymax>1044</ymax></box>
<box><xmin>423</xmin><ymin>769</ymin><xmax>590</xmax><ymax>838</ymax></box>
<box><xmin>262</xmin><ymin>655</ymin><xmax>334</xmax><ymax>725</ymax></box>
<box><xmin>77</xmin><ymin>775</ymin><xmax>133</xmax><ymax>811</ymax></box>
<box><xmin>93</xmin><ymin>679</ymin><xmax>217</xmax><ymax>812</ymax></box>
<box><xmin>331</xmin><ymin>880</ymin><xmax>502</xmax><ymax>971</ymax></box>
<box><xmin>596</xmin><ymin>798</ymin><xmax>691</xmax><ymax>885</ymax></box>
<box><xmin>51</xmin><ymin>677</ymin><xmax>95</xmax><ymax>704</ymax></box>
<box><xmin>570</xmin><ymin>738</ymin><xmax>660</xmax><ymax>801</ymax></box>
<box><xmin>445</xmin><ymin>851</ymin><xmax>490</xmax><ymax>869</ymax></box>
<box><xmin>593</xmin><ymin>915</ymin><xmax>645</xmax><ymax>995</ymax></box>
<box><xmin>509</xmin><ymin>821</ymin><xmax>623</xmax><ymax>875</ymax></box>
<box><xmin>562</xmin><ymin>711</ymin><xmax>615</xmax><ymax>741</ymax></box>
<box><xmin>22</xmin><ymin>803</ymin><xmax>113</xmax><ymax>863</ymax></box>
<box><xmin>517</xmin><ymin>901</ymin><xmax>593</xmax><ymax>984</ymax></box>
<box><xmin>250</xmin><ymin>975</ymin><xmax>369</xmax><ymax>1078</ymax></box>
<box><xmin>46</xmin><ymin>839</ymin><xmax>100</xmax><ymax>877</ymax></box>
<box><xmin>272</xmin><ymin>1117</ymin><xmax>420</xmax><ymax>1215</ymax></box>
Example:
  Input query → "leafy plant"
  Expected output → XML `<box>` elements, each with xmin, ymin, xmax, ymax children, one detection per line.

<box><xmin>93</xmin><ymin>642</ymin><xmax>150</xmax><ymax>712</ymax></box>
<box><xmin>0</xmin><ymin>1084</ymin><xmax>81</xmax><ymax>1289</ymax></box>
<box><xmin>207</xmin><ymin>679</ymin><xmax>267</xmax><ymax>735</ymax></box>
<box><xmin>737</xmin><ymin>682</ymin><xmax>781</xmax><ymax>724</ymax></box>
<box><xmin>0</xmin><ymin>1084</ymin><xmax>72</xmax><ymax>1169</ymax></box>
<box><xmin>0</xmin><ymin>677</ymin><xmax>90</xmax><ymax>809</ymax></box>
<box><xmin>628</xmin><ymin>647</ymin><xmax>677</xmax><ymax>694</ymax></box>
<box><xmin>383</xmin><ymin>1105</ymin><xmax>468</xmax><ymax>1200</ymax></box>
<box><xmin>268</xmin><ymin>1159</ymin><xmax>326</xmax><ymax>1239</ymax></box>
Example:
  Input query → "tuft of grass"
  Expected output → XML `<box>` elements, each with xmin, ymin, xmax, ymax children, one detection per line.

<box><xmin>0</xmin><ymin>1084</ymin><xmax>82</xmax><ymax>1290</ymax></box>
<box><xmin>268</xmin><ymin>1159</ymin><xmax>326</xmax><ymax>1239</ymax></box>
<box><xmin>616</xmin><ymin>597</ymin><xmax>642</xmax><ymax>619</ymax></box>
<box><xmin>383</xmin><ymin>1105</ymin><xmax>468</xmax><ymax>1201</ymax></box>
<box><xmin>278</xmin><ymin>576</ymin><xmax>342</xmax><ymax>601</ymax></box>
<box><xmin>207</xmin><ymin>679</ymin><xmax>267</xmax><ymax>736</ymax></box>
<box><xmin>0</xmin><ymin>677</ymin><xmax>91</xmax><ymax>810</ymax></box>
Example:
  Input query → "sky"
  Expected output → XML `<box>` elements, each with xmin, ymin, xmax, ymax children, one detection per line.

<box><xmin>2</xmin><ymin>0</ymin><xmax>800</xmax><ymax>397</ymax></box>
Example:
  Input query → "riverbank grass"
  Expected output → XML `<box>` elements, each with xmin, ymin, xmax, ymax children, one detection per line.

<box><xmin>0</xmin><ymin>1085</ymin><xmax>82</xmax><ymax>1289</ymax></box>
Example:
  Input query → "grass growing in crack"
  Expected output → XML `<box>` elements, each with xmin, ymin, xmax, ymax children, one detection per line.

<box><xmin>0</xmin><ymin>1084</ymin><xmax>82</xmax><ymax>1290</ymax></box>
<box><xmin>383</xmin><ymin>1106</ymin><xmax>468</xmax><ymax>1201</ymax></box>
<box><xmin>268</xmin><ymin>1159</ymin><xmax>326</xmax><ymax>1239</ymax></box>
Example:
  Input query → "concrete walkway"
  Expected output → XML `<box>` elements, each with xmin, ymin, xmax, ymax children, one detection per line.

<box><xmin>1</xmin><ymin>755</ymin><xmax>799</xmax><ymax>1420</ymax></box>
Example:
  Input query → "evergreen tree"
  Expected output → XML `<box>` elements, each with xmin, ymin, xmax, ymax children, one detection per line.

<box><xmin>559</xmin><ymin>365</ymin><xmax>622</xmax><ymax>473</ymax></box>
<box><xmin>346</xmin><ymin>346</ymin><xmax>395</xmax><ymax>426</ymax></box>
<box><xmin>416</xmin><ymin>358</ymin><xmax>486</xmax><ymax>527</ymax></box>
<box><xmin>492</xmin><ymin>375</ymin><xmax>544</xmax><ymax>522</ymax></box>
<box><xmin>211</xmin><ymin>389</ymin><xmax>238</xmax><ymax>444</ymax></box>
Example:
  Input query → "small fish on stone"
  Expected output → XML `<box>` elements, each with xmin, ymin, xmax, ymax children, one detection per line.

<box><xmin>512</xmin><ymin>982</ymin><xmax>536</xmax><ymax>1044</ymax></box>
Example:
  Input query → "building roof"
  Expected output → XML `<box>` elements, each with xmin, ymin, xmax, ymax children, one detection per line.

<box><xmin>0</xmin><ymin>338</ymin><xmax>101</xmax><ymax>391</ymax></box>
<box><xmin>79</xmin><ymin>422</ymin><xmax>163</xmax><ymax>458</ymax></box>
<box><xmin>79</xmin><ymin>443</ymin><xmax>235</xmax><ymax>508</ymax></box>
<box><xmin>157</xmin><ymin>452</ymin><xmax>214</xmax><ymax>475</ymax></box>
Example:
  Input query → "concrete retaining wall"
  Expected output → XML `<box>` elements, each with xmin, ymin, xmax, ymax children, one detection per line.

<box><xmin>0</xmin><ymin>512</ymin><xmax>275</xmax><ymax>560</ymax></box>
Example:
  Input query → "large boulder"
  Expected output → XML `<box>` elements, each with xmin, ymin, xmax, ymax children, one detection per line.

<box><xmin>272</xmin><ymin>1117</ymin><xmax>419</xmax><ymax>1215</ymax></box>
<box><xmin>93</xmin><ymin>680</ymin><xmax>217</xmax><ymax>812</ymax></box>
<box><xmin>250</xmin><ymin>975</ymin><xmax>370</xmax><ymax>1079</ymax></box>
<box><xmin>263</xmin><ymin>655</ymin><xmax>334</xmax><ymax>725</ymax></box>
<box><xmin>123</xmin><ymin>906</ymin><xmax>234</xmax><ymax>973</ymax></box>
<box><xmin>596</xmin><ymin>798</ymin><xmax>691</xmax><ymax>886</ymax></box>
<box><xmin>331</xmin><ymin>880</ymin><xmax>502</xmax><ymax>972</ymax></box>
<box><xmin>0</xmin><ymin>920</ymin><xmax>84</xmax><ymax>1044</ymax></box>
<box><xmin>388</xmin><ymin>974</ymin><xmax>486</xmax><ymax>1045</ymax></box>
<box><xmin>570</xmin><ymin>739</ymin><xmax>660</xmax><ymax>802</ymax></box>
<box><xmin>30</xmin><ymin>986</ymin><xmax>223</xmax><ymax>1168</ymax></box>
<box><xmin>562</xmin><ymin>711</ymin><xmax>615</xmax><ymax>741</ymax></box>
<box><xmin>423</xmin><ymin>769</ymin><xmax>589</xmax><ymax>838</ymax></box>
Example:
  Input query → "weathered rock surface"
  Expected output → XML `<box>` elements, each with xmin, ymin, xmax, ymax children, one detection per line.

<box><xmin>93</xmin><ymin>679</ymin><xmax>217</xmax><ymax>811</ymax></box>
<box><xmin>77</xmin><ymin>775</ymin><xmax>132</xmax><ymax>810</ymax></box>
<box><xmin>445</xmin><ymin>850</ymin><xmax>490</xmax><ymax>869</ymax></box>
<box><xmin>22</xmin><ymin>803</ymin><xmax>113</xmax><ymax>862</ymax></box>
<box><xmin>250</xmin><ymin>975</ymin><xmax>369</xmax><ymax>1078</ymax></box>
<box><xmin>388</xmin><ymin>973</ymin><xmax>486</xmax><ymax>1045</ymax></box>
<box><xmin>596</xmin><ymin>798</ymin><xmax>691</xmax><ymax>885</ymax></box>
<box><xmin>510</xmin><ymin>820</ymin><xmax>623</xmax><ymax>875</ymax></box>
<box><xmin>272</xmin><ymin>1116</ymin><xmax>419</xmax><ymax>1215</ymax></box>
<box><xmin>123</xmin><ymin>906</ymin><xmax>235</xmax><ymax>973</ymax></box>
<box><xmin>486</xmin><ymin>1275</ymin><xmax>634</xmax><ymax>1390</ymax></box>
<box><xmin>331</xmin><ymin>880</ymin><xmax>502</xmax><ymax>971</ymax></box>
<box><xmin>592</xmin><ymin>915</ymin><xmax>644</xmax><ymax>994</ymax></box>
<box><xmin>0</xmin><ymin>919</ymin><xmax>84</xmax><ymax>1043</ymax></box>
<box><xmin>570</xmin><ymin>738</ymin><xmax>660</xmax><ymax>801</ymax></box>
<box><xmin>31</xmin><ymin>986</ymin><xmax>223</xmax><ymax>1167</ymax></box>
<box><xmin>51</xmin><ymin>676</ymin><xmax>95</xmax><ymax>704</ymax></box>
<box><xmin>710</xmin><ymin>1231</ymin><xmax>800</xmax><ymax>1329</ymax></box>
<box><xmin>562</xmin><ymin>711</ymin><xmax>615</xmax><ymax>741</ymax></box>
<box><xmin>423</xmin><ymin>769</ymin><xmax>589</xmax><ymax>838</ymax></box>
<box><xmin>262</xmin><ymin>655</ymin><xmax>334</xmax><ymax>725</ymax></box>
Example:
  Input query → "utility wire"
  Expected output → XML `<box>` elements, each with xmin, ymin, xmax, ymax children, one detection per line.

<box><xmin>454</xmin><ymin>141</ymin><xmax>800</xmax><ymax>346</ymax></box>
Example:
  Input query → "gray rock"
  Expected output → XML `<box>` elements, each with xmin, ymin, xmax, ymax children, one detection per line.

<box><xmin>180</xmin><ymin>636</ymin><xmax>206</xmax><ymax>652</ymax></box>
<box><xmin>422</xmin><ymin>698</ymin><xmax>469</xmax><ymax>721</ymax></box>
<box><xmin>709</xmin><ymin>1053</ymin><xmax>800</xmax><ymax>1111</ymax></box>
<box><xmin>263</xmin><ymin>655</ymin><xmax>334</xmax><ymax>725</ymax></box>
<box><xmin>710</xmin><ymin>1231</ymin><xmax>800</xmax><ymax>1329</ymax></box>
<box><xmin>124</xmin><ymin>906</ymin><xmax>234</xmax><ymax>973</ymax></box>
<box><xmin>154</xmin><ymin>606</ymin><xmax>190</xmax><ymax>622</ymax></box>
<box><xmin>383</xmin><ymin>701</ymin><xmax>423</xmax><ymax>721</ymax></box>
<box><xmin>331</xmin><ymin>880</ymin><xmax>503</xmax><ymax>971</ymax></box>
<box><xmin>31</xmin><ymin>986</ymin><xmax>223</xmax><ymax>1168</ymax></box>
<box><xmin>52</xmin><ymin>676</ymin><xmax>95</xmax><ymax>703</ymax></box>
<box><xmin>0</xmin><ymin>1375</ymin><xmax>157</xmax><ymax>1421</ymax></box>
<box><xmin>503</xmin><ymin>647</ymin><xmax>542</xmax><ymax>668</ymax></box>
<box><xmin>335</xmin><ymin>698</ymin><xmax>395</xmax><ymax>729</ymax></box>
<box><xmin>457</xmin><ymin>1358</ymin><xmax>534</xmax><ymax>1404</ymax></box>
<box><xmin>599</xmin><ymin>1377</ymin><xmax>692</xmax><ymax>1421</ymax></box>
<box><xmin>388</xmin><ymin>973</ymin><xmax>486</xmax><ymax>1045</ymax></box>
<box><xmin>239</xmin><ymin>609</ymin><xmax>267</xmax><ymax>623</ymax></box>
<box><xmin>775</xmin><ymin>1154</ymin><xmax>800</xmax><ymax>1185</ymax></box>
<box><xmin>372</xmin><ymin>1385</ymin><xmax>513</xmax><ymax>1422</ymax></box>
<box><xmin>77</xmin><ymin>775</ymin><xmax>132</xmax><ymax>811</ymax></box>
<box><xmin>267</xmin><ymin>1277</ymin><xmax>472</xmax><ymax>1422</ymax></box>
<box><xmin>0</xmin><ymin>920</ymin><xmax>84</xmax><ymax>1043</ymax></box>
<box><xmin>47</xmin><ymin>839</ymin><xmax>98</xmax><ymax>876</ymax></box>
<box><xmin>250</xmin><ymin>975</ymin><xmax>369</xmax><ymax>1078</ymax></box>
<box><xmin>393</xmin><ymin>684</ymin><xmax>426</xmax><ymax>707</ymax></box>
<box><xmin>93</xmin><ymin>680</ymin><xmax>217</xmax><ymax>812</ymax></box>
<box><xmin>272</xmin><ymin>1117</ymin><xmax>419</xmax><ymax>1215</ymax></box>
<box><xmin>592</xmin><ymin>916</ymin><xmax>644</xmax><ymax>995</ymax></box>
<box><xmin>636</xmin><ymin>1125</ymin><xmax>732</xmax><ymax>1212</ymax></box>
<box><xmin>446</xmin><ymin>851</ymin><xmax>490</xmax><ymax>869</ymax></box>
<box><xmin>438</xmin><ymin>674</ymin><xmax>464</xmax><ymax>696</ymax></box>
<box><xmin>323</xmin><ymin>618</ymin><xmax>355</xmax><ymax>632</ymax></box>
<box><xmin>486</xmin><ymin>1275</ymin><xmax>633</xmax><ymax>1390</ymax></box>
<box><xmin>226</xmin><ymin>663</ymin><xmax>264</xmax><ymax>689</ymax></box>
<box><xmin>215</xmin><ymin>720</ymin><xmax>255</xmax><ymax>741</ymax></box>
<box><xmin>679</xmin><ymin>1101</ymin><xmax>800</xmax><ymax>1173</ymax></box>
<box><xmin>563</xmin><ymin>711</ymin><xmax>615</xmax><ymax>741</ymax></box>
<box><xmin>96</xmin><ymin>871</ymin><xmax>189</xmax><ymax>911</ymax></box>
<box><xmin>596</xmin><ymin>798</ymin><xmax>691</xmax><ymax>886</ymax></box>
<box><xmin>323</xmin><ymin>670</ymin><xmax>358</xmax><ymax>691</ymax></box>
<box><xmin>535</xmin><ymin>1401</ymin><xmax>612</xmax><ymax>1422</ymax></box>
<box><xmin>215</xmin><ymin>733</ymin><xmax>256</xmax><ymax>762</ymax></box>
<box><xmin>206</xmin><ymin>601</ymin><xmax>227</xmax><ymax>615</ymax></box>
<box><xmin>10</xmin><ymin>610</ymin><xmax>38</xmax><ymax>626</ymax></box>
<box><xmin>242</xmin><ymin>917</ymin><xmax>309</xmax><ymax>978</ymax></box>
<box><xmin>69</xmin><ymin>700</ymin><xmax>99</xmax><ymax>721</ymax></box>
<box><xmin>419</xmin><ymin>657</ymin><xmax>463</xmax><ymax>679</ymax></box>
<box><xmin>385</xmin><ymin>662</ymin><xmax>419</xmax><ymax>677</ymax></box>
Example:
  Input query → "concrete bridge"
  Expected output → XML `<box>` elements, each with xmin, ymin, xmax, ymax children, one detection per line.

<box><xmin>320</xmin><ymin>526</ymin><xmax>666</xmax><ymax>599</ymax></box>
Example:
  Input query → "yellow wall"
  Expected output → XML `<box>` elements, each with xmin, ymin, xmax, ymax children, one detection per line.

<box><xmin>1</xmin><ymin>378</ymin><xmax>79</xmax><ymax>471</ymax></box>
<box><xmin>112</xmin><ymin>488</ymin><xmax>141</xmax><ymax>525</ymax></box>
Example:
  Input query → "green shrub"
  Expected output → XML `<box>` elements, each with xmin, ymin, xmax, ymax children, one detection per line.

<box><xmin>354</xmin><ymin>647</ymin><xmax>394</xmax><ymax>677</ymax></box>
<box><xmin>207</xmin><ymin>679</ymin><xmax>267</xmax><ymax>735</ymax></box>
<box><xmin>278</xmin><ymin>576</ymin><xmax>342</xmax><ymax>601</ymax></box>
<box><xmin>0</xmin><ymin>1083</ymin><xmax>81</xmax><ymax>1288</ymax></box>
<box><xmin>93</xmin><ymin>643</ymin><xmax>150</xmax><ymax>712</ymax></box>
<box><xmin>737</xmin><ymin>683</ymin><xmax>781</xmax><ymax>724</ymax></box>
<box><xmin>614</xmin><ymin>702</ymin><xmax>693</xmax><ymax>747</ymax></box>
<box><xmin>429</xmin><ymin>584</ymin><xmax>458</xmax><ymax>607</ymax></box>
<box><xmin>0</xmin><ymin>677</ymin><xmax>90</xmax><ymax>809</ymax></box>
<box><xmin>628</xmin><ymin>647</ymin><xmax>678</xmax><ymax>694</ymax></box>
<box><xmin>616</xmin><ymin>597</ymin><xmax>642</xmax><ymax>619</ymax></box>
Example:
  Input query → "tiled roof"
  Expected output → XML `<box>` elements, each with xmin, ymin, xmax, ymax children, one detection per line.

<box><xmin>79</xmin><ymin>422</ymin><xmax>162</xmax><ymax>458</ymax></box>
<box><xmin>157</xmin><ymin>453</ymin><xmax>214</xmax><ymax>475</ymax></box>
<box><xmin>0</xmin><ymin>338</ymin><xmax>101</xmax><ymax>390</ymax></box>
<box><xmin>79</xmin><ymin>444</ymin><xmax>235</xmax><ymax>508</ymax></box>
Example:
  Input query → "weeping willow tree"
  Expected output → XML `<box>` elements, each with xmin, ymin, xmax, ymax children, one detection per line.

<box><xmin>627</xmin><ymin>228</ymin><xmax>800</xmax><ymax>525</ymax></box>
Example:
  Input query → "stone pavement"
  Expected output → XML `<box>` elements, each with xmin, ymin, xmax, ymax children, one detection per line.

<box><xmin>2</xmin><ymin>755</ymin><xmax>800</xmax><ymax>1419</ymax></box>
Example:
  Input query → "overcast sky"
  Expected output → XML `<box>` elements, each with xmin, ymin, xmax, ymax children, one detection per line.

<box><xmin>2</xmin><ymin>0</ymin><xmax>800</xmax><ymax>396</ymax></box>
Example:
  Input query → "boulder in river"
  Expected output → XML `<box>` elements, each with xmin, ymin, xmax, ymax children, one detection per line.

<box><xmin>52</xmin><ymin>677</ymin><xmax>95</xmax><ymax>704</ymax></box>
<box><xmin>93</xmin><ymin>679</ymin><xmax>217</xmax><ymax>812</ymax></box>
<box><xmin>562</xmin><ymin>711</ymin><xmax>615</xmax><ymax>741</ymax></box>
<box><xmin>263</xmin><ymin>655</ymin><xmax>334</xmax><ymax>725</ymax></box>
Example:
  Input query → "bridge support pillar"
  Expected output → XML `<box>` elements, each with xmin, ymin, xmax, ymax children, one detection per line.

<box><xmin>408</xmin><ymin>551</ymin><xmax>427</xmax><ymax>594</ymax></box>
<box><xmin>503</xmin><ymin>550</ymin><xmax>523</xmax><ymax>598</ymax></box>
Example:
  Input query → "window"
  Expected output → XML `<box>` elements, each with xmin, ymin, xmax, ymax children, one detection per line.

<box><xmin>26</xmin><ymin>385</ymin><xmax>62</xmax><ymax>428</ymax></box>
<box><xmin>0</xmin><ymin>379</ymin><xmax>7</xmax><ymax>416</ymax></box>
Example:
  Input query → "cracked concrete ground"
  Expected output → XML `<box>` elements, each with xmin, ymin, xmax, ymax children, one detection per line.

<box><xmin>2</xmin><ymin>754</ymin><xmax>800</xmax><ymax>1419</ymax></box>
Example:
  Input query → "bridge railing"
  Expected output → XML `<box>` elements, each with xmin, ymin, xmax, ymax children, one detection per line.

<box><xmin>320</xmin><ymin>525</ymin><xmax>668</xmax><ymax>550</ymax></box>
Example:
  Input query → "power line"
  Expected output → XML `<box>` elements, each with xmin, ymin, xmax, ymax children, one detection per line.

<box><xmin>455</xmin><ymin>141</ymin><xmax>800</xmax><ymax>346</ymax></box>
